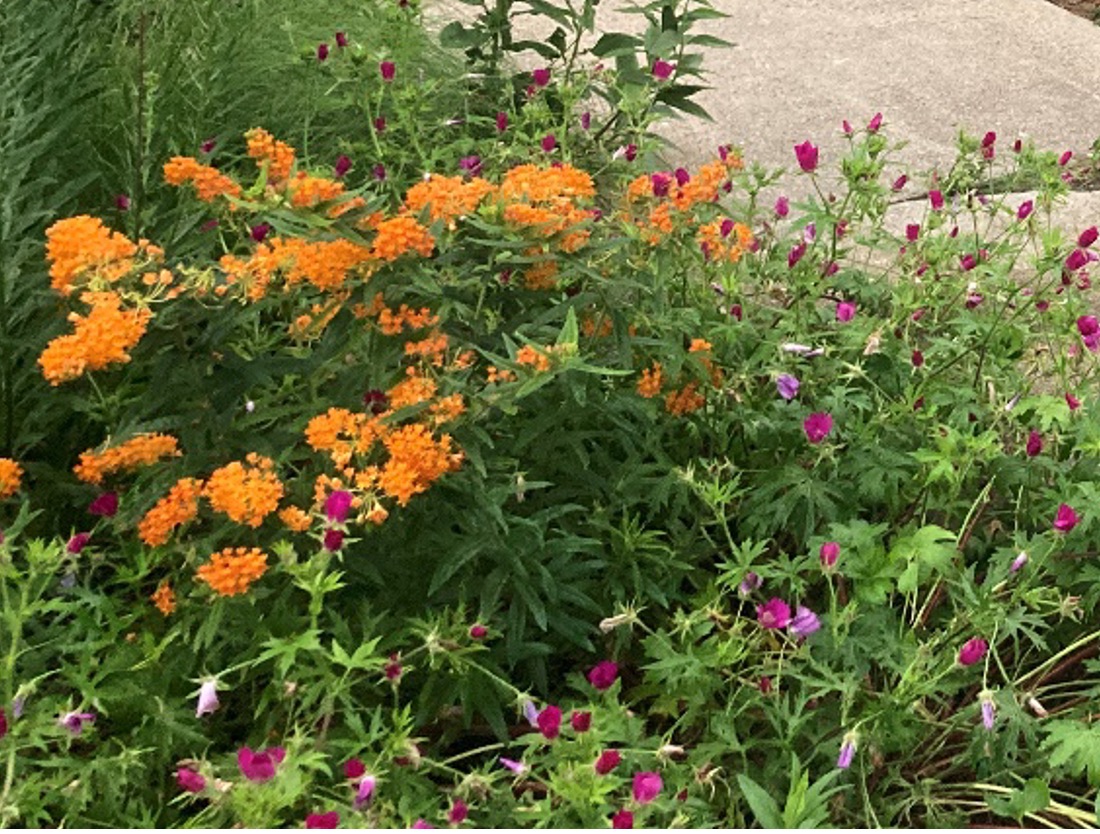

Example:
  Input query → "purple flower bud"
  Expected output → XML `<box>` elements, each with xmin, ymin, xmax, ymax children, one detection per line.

<box><xmin>580</xmin><ymin>111</ymin><xmax>591</xmax><ymax>130</ymax></box>
<box><xmin>196</xmin><ymin>679</ymin><xmax>219</xmax><ymax>717</ymax></box>
<box><xmin>738</xmin><ymin>571</ymin><xmax>762</xmax><ymax>596</ymax></box>
<box><xmin>820</xmin><ymin>541</ymin><xmax>839</xmax><ymax>569</ymax></box>
<box><xmin>788</xmin><ymin>243</ymin><xmax>806</xmax><ymax>269</ymax></box>
<box><xmin>776</xmin><ymin>374</ymin><xmax>800</xmax><ymax>401</ymax></box>
<box><xmin>335</xmin><ymin>31</ymin><xmax>348</xmax><ymax>48</ymax></box>
<box><xmin>88</xmin><ymin>491</ymin><xmax>118</xmax><ymax>517</ymax></box>
<box><xmin>532</xmin><ymin>67</ymin><xmax>551</xmax><ymax>87</ymax></box>
<box><xmin>59</xmin><ymin>710</ymin><xmax>96</xmax><ymax>735</ymax></box>
<box><xmin>836</xmin><ymin>301</ymin><xmax>856</xmax><ymax>322</ymax></box>
<box><xmin>380</xmin><ymin>61</ymin><xmax>395</xmax><ymax>81</ymax></box>
<box><xmin>837</xmin><ymin>733</ymin><xmax>857</xmax><ymax>769</ymax></box>
<box><xmin>774</xmin><ymin>195</ymin><xmax>789</xmax><ymax>217</ymax></box>
<box><xmin>115</xmin><ymin>194</ymin><xmax>131</xmax><ymax>211</ymax></box>
<box><xmin>929</xmin><ymin>190</ymin><xmax>944</xmax><ymax>210</ymax></box>
<box><xmin>794</xmin><ymin>140</ymin><xmax>819</xmax><ymax>173</ymax></box>
<box><xmin>789</xmin><ymin>605</ymin><xmax>821</xmax><ymax>639</ymax></box>
<box><xmin>867</xmin><ymin>112</ymin><xmax>883</xmax><ymax>133</ymax></box>
<box><xmin>1010</xmin><ymin>551</ymin><xmax>1028</xmax><ymax>572</ymax></box>
<box><xmin>892</xmin><ymin>174</ymin><xmax>908</xmax><ymax>191</ymax></box>
<box><xmin>323</xmin><ymin>528</ymin><xmax>345</xmax><ymax>552</ymax></box>
<box><xmin>1017</xmin><ymin>200</ymin><xmax>1033</xmax><ymax>221</ymax></box>
<box><xmin>251</xmin><ymin>223</ymin><xmax>271</xmax><ymax>243</ymax></box>
<box><xmin>499</xmin><ymin>756</ymin><xmax>527</xmax><ymax>775</ymax></box>
<box><xmin>541</xmin><ymin>134</ymin><xmax>557</xmax><ymax>153</ymax></box>
<box><xmin>317</xmin><ymin>43</ymin><xmax>329</xmax><ymax>61</ymax></box>
<box><xmin>373</xmin><ymin>163</ymin><xmax>387</xmax><ymax>181</ymax></box>
<box><xmin>495</xmin><ymin>111</ymin><xmax>508</xmax><ymax>133</ymax></box>
<box><xmin>66</xmin><ymin>532</ymin><xmax>91</xmax><ymax>554</ymax></box>
<box><xmin>906</xmin><ymin>223</ymin><xmax>920</xmax><ymax>242</ymax></box>
<box><xmin>980</xmin><ymin>694</ymin><xmax>996</xmax><ymax>730</ymax></box>
<box><xmin>652</xmin><ymin>60</ymin><xmax>675</xmax><ymax>80</ymax></box>
<box><xmin>354</xmin><ymin>774</ymin><xmax>376</xmax><ymax>809</ymax></box>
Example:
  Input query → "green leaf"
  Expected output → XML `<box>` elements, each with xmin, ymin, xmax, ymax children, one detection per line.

<box><xmin>439</xmin><ymin>21</ymin><xmax>488</xmax><ymax>49</ymax></box>
<box><xmin>591</xmin><ymin>33</ymin><xmax>642</xmax><ymax>57</ymax></box>
<box><xmin>737</xmin><ymin>774</ymin><xmax>784</xmax><ymax>828</ymax></box>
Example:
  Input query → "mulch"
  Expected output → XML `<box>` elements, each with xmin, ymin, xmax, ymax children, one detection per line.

<box><xmin>1047</xmin><ymin>0</ymin><xmax>1100</xmax><ymax>20</ymax></box>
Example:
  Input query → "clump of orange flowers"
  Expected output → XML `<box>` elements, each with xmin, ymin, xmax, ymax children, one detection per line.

<box><xmin>637</xmin><ymin>363</ymin><xmax>663</xmax><ymax>398</ymax></box>
<box><xmin>150</xmin><ymin>582</ymin><xmax>176</xmax><ymax>615</ymax></box>
<box><xmin>288</xmin><ymin>172</ymin><xmax>346</xmax><ymax>208</ymax></box>
<box><xmin>44</xmin><ymin>216</ymin><xmax>164</xmax><ymax>296</ymax></box>
<box><xmin>377</xmin><ymin>423</ymin><xmax>462</xmax><ymax>506</ymax></box>
<box><xmin>278</xmin><ymin>506</ymin><xmax>312</xmax><ymax>532</ymax></box>
<box><xmin>38</xmin><ymin>292</ymin><xmax>153</xmax><ymax>386</ymax></box>
<box><xmin>370</xmin><ymin>216</ymin><xmax>435</xmax><ymax>262</ymax></box>
<box><xmin>137</xmin><ymin>477</ymin><xmax>204</xmax><ymax>547</ymax></box>
<box><xmin>195</xmin><ymin>547</ymin><xmax>269</xmax><ymax>597</ymax></box>
<box><xmin>665</xmin><ymin>382</ymin><xmax>706</xmax><ymax>415</ymax></box>
<box><xmin>74</xmin><ymin>433</ymin><xmax>180</xmax><ymax>485</ymax></box>
<box><xmin>0</xmin><ymin>458</ymin><xmax>23</xmax><ymax>499</ymax></box>
<box><xmin>697</xmin><ymin>218</ymin><xmax>754</xmax><ymax>264</ymax></box>
<box><xmin>203</xmin><ymin>454</ymin><xmax>284</xmax><ymax>528</ymax></box>
<box><xmin>515</xmin><ymin>344</ymin><xmax>551</xmax><ymax>372</ymax></box>
<box><xmin>245</xmin><ymin>127</ymin><xmax>296</xmax><ymax>182</ymax></box>
<box><xmin>163</xmin><ymin>157</ymin><xmax>243</xmax><ymax>203</ymax></box>
<box><xmin>404</xmin><ymin>174</ymin><xmax>495</xmax><ymax>228</ymax></box>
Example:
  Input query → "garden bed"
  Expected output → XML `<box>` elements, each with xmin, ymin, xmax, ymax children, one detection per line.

<box><xmin>1049</xmin><ymin>0</ymin><xmax>1100</xmax><ymax>21</ymax></box>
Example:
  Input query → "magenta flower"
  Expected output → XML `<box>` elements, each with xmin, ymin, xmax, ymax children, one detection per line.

<box><xmin>632</xmin><ymin>771</ymin><xmax>663</xmax><ymax>804</ymax></box>
<box><xmin>537</xmin><ymin>705</ymin><xmax>563</xmax><ymax>739</ymax></box>
<box><xmin>929</xmin><ymin>190</ymin><xmax>944</xmax><ymax>210</ymax></box>
<box><xmin>819</xmin><ymin>541</ymin><xmax>839</xmax><ymax>569</ymax></box>
<box><xmin>652</xmin><ymin>59</ymin><xmax>675</xmax><ymax>80</ymax></box>
<box><xmin>1010</xmin><ymin>551</ymin><xmax>1029</xmax><ymax>572</ymax></box>
<box><xmin>580</xmin><ymin>111</ymin><xmax>591</xmax><ymax>130</ymax></box>
<box><xmin>960</xmin><ymin>253</ymin><xmax>977</xmax><ymax>271</ymax></box>
<box><xmin>540</xmin><ymin>134</ymin><xmax>557</xmax><ymax>153</ymax></box>
<box><xmin>334</xmin><ymin>155</ymin><xmax>352</xmax><ymax>178</ymax></box>
<box><xmin>774</xmin><ymin>195</ymin><xmax>789</xmax><ymax>217</ymax></box>
<box><xmin>306</xmin><ymin>811</ymin><xmax>341</xmax><ymax>829</ymax></box>
<box><xmin>495</xmin><ymin>111</ymin><xmax>508</xmax><ymax>133</ymax></box>
<box><xmin>842</xmin><ymin>119</ymin><xmax>853</xmax><ymax>136</ymax></box>
<box><xmin>344</xmin><ymin>758</ymin><xmax>366</xmax><ymax>780</ymax></box>
<box><xmin>323</xmin><ymin>528</ymin><xmax>345</xmax><ymax>552</ymax></box>
<box><xmin>756</xmin><ymin>598</ymin><xmax>791</xmax><ymax>629</ymax></box>
<box><xmin>380</xmin><ymin>60</ymin><xmax>395</xmax><ymax>81</ymax></box>
<box><xmin>250</xmin><ymin>222</ymin><xmax>271</xmax><ymax>243</ymax></box>
<box><xmin>958</xmin><ymin>637</ymin><xmax>988</xmax><ymax>667</ymax></box>
<box><xmin>237</xmin><ymin>746</ymin><xmax>286</xmax><ymax>783</ymax></box>
<box><xmin>823</xmin><ymin>261</ymin><xmax>839</xmax><ymax>277</ymax></box>
<box><xmin>532</xmin><ymin>67</ymin><xmax>550</xmax><ymax>87</ymax></box>
<box><xmin>674</xmin><ymin>167</ymin><xmax>691</xmax><ymax>187</ymax></box>
<box><xmin>803</xmin><ymin>222</ymin><xmax>816</xmax><ymax>243</ymax></box>
<box><xmin>1066</xmin><ymin>249</ymin><xmax>1088</xmax><ymax>272</ymax></box>
<box><xmin>66</xmin><ymin>532</ymin><xmax>91</xmax><ymax>554</ymax></box>
<box><xmin>794</xmin><ymin>140</ymin><xmax>819</xmax><ymax>173</ymax></box>
<box><xmin>1053</xmin><ymin>503</ymin><xmax>1079</xmax><ymax>533</ymax></box>
<box><xmin>981</xmin><ymin>131</ymin><xmax>996</xmax><ymax>160</ymax></box>
<box><xmin>115</xmin><ymin>194</ymin><xmax>131</xmax><ymax>211</ymax></box>
<box><xmin>1017</xmin><ymin>200</ymin><xmax>1033</xmax><ymax>221</ymax></box>
<box><xmin>448</xmin><ymin>799</ymin><xmax>468</xmax><ymax>825</ymax></box>
<box><xmin>384</xmin><ymin>653</ymin><xmax>402</xmax><ymax>682</ymax></box>
<box><xmin>354</xmin><ymin>773</ymin><xmax>376</xmax><ymax>809</ymax></box>
<box><xmin>335</xmin><ymin>31</ymin><xmax>348</xmax><ymax>47</ymax></box>
<box><xmin>317</xmin><ymin>43</ymin><xmax>329</xmax><ymax>61</ymax></box>
<box><xmin>776</xmin><ymin>374</ymin><xmax>800</xmax><ymax>401</ymax></box>
<box><xmin>1060</xmin><ymin>150</ymin><xmax>1073</xmax><ymax>166</ymax></box>
<box><xmin>58</xmin><ymin>710</ymin><xmax>95</xmax><ymax>735</ymax></box>
<box><xmin>195</xmin><ymin>679</ymin><xmax>219</xmax><ymax>718</ymax></box>
<box><xmin>624</xmin><ymin>143</ymin><xmax>637</xmax><ymax>162</ymax></box>
<box><xmin>650</xmin><ymin>172</ymin><xmax>671</xmax><ymax>197</ymax></box>
<box><xmin>1080</xmin><ymin>226</ymin><xmax>1099</xmax><ymax>248</ymax></box>
<box><xmin>837</xmin><ymin>733</ymin><xmax>857</xmax><ymax>769</ymax></box>
<box><xmin>499</xmin><ymin>756</ymin><xmax>527</xmax><ymax>775</ymax></box>
<box><xmin>836</xmin><ymin>301</ymin><xmax>856</xmax><ymax>322</ymax></box>
<box><xmin>324</xmin><ymin>490</ymin><xmax>353</xmax><ymax>522</ymax></box>
<box><xmin>363</xmin><ymin>389</ymin><xmax>388</xmax><ymax>414</ymax></box>
<box><xmin>595</xmin><ymin>749</ymin><xmax>622</xmax><ymax>774</ymax></box>
<box><xmin>88</xmin><ymin>491</ymin><xmax>118</xmax><ymax>517</ymax></box>
<box><xmin>176</xmin><ymin>766</ymin><xmax>206</xmax><ymax>794</ymax></box>
<box><xmin>587</xmin><ymin>660</ymin><xmax>619</xmax><ymax>691</ymax></box>
<box><xmin>372</xmin><ymin>163</ymin><xmax>387</xmax><ymax>181</ymax></box>
<box><xmin>892</xmin><ymin>174</ymin><xmax>908</xmax><ymax>191</ymax></box>
<box><xmin>200</xmin><ymin>137</ymin><xmax>217</xmax><ymax>154</ymax></box>
<box><xmin>1066</xmin><ymin>392</ymin><xmax>1082</xmax><ymax>411</ymax></box>
<box><xmin>738</xmin><ymin>571</ymin><xmax>762</xmax><ymax>596</ymax></box>
<box><xmin>1025</xmin><ymin>430</ymin><xmax>1043</xmax><ymax>458</ymax></box>
<box><xmin>803</xmin><ymin>412</ymin><xmax>833</xmax><ymax>444</ymax></box>
<box><xmin>612</xmin><ymin>810</ymin><xmax>634</xmax><ymax>829</ymax></box>
<box><xmin>0</xmin><ymin>708</ymin><xmax>6</xmax><ymax>740</ymax></box>
<box><xmin>468</xmin><ymin>623</ymin><xmax>488</xmax><ymax>640</ymax></box>
<box><xmin>789</xmin><ymin>605</ymin><xmax>821</xmax><ymax>639</ymax></box>
<box><xmin>412</xmin><ymin>820</ymin><xmax>435</xmax><ymax>829</ymax></box>
<box><xmin>906</xmin><ymin>223</ymin><xmax>920</xmax><ymax>242</ymax></box>
<box><xmin>788</xmin><ymin>243</ymin><xmax>806</xmax><ymax>269</ymax></box>
<box><xmin>571</xmin><ymin>710</ymin><xmax>591</xmax><ymax>733</ymax></box>
<box><xmin>867</xmin><ymin>111</ymin><xmax>883</xmax><ymax>133</ymax></box>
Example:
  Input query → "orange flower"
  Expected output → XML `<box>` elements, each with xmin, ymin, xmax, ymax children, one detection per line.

<box><xmin>581</xmin><ymin>314</ymin><xmax>613</xmax><ymax>338</ymax></box>
<box><xmin>378</xmin><ymin>424</ymin><xmax>460</xmax><ymax>506</ymax></box>
<box><xmin>278</xmin><ymin>505</ymin><xmax>312</xmax><ymax>532</ymax></box>
<box><xmin>150</xmin><ymin>582</ymin><xmax>176</xmax><ymax>615</ymax></box>
<box><xmin>0</xmin><ymin>458</ymin><xmax>24</xmax><ymax>499</ymax></box>
<box><xmin>39</xmin><ymin>292</ymin><xmax>152</xmax><ymax>386</ymax></box>
<box><xmin>696</xmin><ymin>220</ymin><xmax>753</xmax><ymax>264</ymax></box>
<box><xmin>515</xmin><ymin>345</ymin><xmax>551</xmax><ymax>372</ymax></box>
<box><xmin>137</xmin><ymin>477</ymin><xmax>204</xmax><ymax>546</ymax></box>
<box><xmin>163</xmin><ymin>157</ymin><xmax>242</xmax><ymax>202</ymax></box>
<box><xmin>499</xmin><ymin>163</ymin><xmax>595</xmax><ymax>203</ymax></box>
<box><xmin>486</xmin><ymin>365</ymin><xmax>516</xmax><ymax>384</ymax></box>
<box><xmin>689</xmin><ymin>339</ymin><xmax>712</xmax><ymax>354</ymax></box>
<box><xmin>637</xmin><ymin>363</ymin><xmax>663</xmax><ymax>398</ymax></box>
<box><xmin>665</xmin><ymin>382</ymin><xmax>705</xmax><ymax>415</ymax></box>
<box><xmin>278</xmin><ymin>237</ymin><xmax>375</xmax><ymax>292</ymax></box>
<box><xmin>287</xmin><ymin>172</ymin><xmax>346</xmax><ymax>207</ymax></box>
<box><xmin>203</xmin><ymin>454</ymin><xmax>284</xmax><ymax>528</ymax></box>
<box><xmin>245</xmin><ymin>128</ymin><xmax>296</xmax><ymax>182</ymax></box>
<box><xmin>523</xmin><ymin>258</ymin><xmax>558</xmax><ymax>290</ymax></box>
<box><xmin>377</xmin><ymin>303</ymin><xmax>439</xmax><ymax>335</ymax></box>
<box><xmin>388</xmin><ymin>367</ymin><xmax>437</xmax><ymax>409</ymax></box>
<box><xmin>404</xmin><ymin>175</ymin><xmax>495</xmax><ymax>226</ymax></box>
<box><xmin>370</xmin><ymin>216</ymin><xmax>435</xmax><ymax>261</ymax></box>
<box><xmin>74</xmin><ymin>433</ymin><xmax>180</xmax><ymax>485</ymax></box>
<box><xmin>195</xmin><ymin>546</ymin><xmax>268</xmax><ymax>597</ymax></box>
<box><xmin>404</xmin><ymin>332</ymin><xmax>449</xmax><ymax>366</ymax></box>
<box><xmin>45</xmin><ymin>216</ymin><xmax>140</xmax><ymax>296</ymax></box>
<box><xmin>429</xmin><ymin>393</ymin><xmax>466</xmax><ymax>425</ymax></box>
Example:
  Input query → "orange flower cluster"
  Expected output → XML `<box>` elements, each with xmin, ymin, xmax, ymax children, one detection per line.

<box><xmin>499</xmin><ymin>164</ymin><xmax>595</xmax><ymax>257</ymax></box>
<box><xmin>289</xmin><ymin>292</ymin><xmax>350</xmax><ymax>341</ymax></box>
<box><xmin>150</xmin><ymin>582</ymin><xmax>176</xmax><ymax>615</ymax></box>
<box><xmin>522</xmin><ymin>256</ymin><xmax>559</xmax><ymax>291</ymax></box>
<box><xmin>74</xmin><ymin>433</ymin><xmax>180</xmax><ymax>486</ymax></box>
<box><xmin>305</xmin><ymin>407</ymin><xmax>382</xmax><ymax>467</ymax></box>
<box><xmin>45</xmin><ymin>216</ymin><xmax>147</xmax><ymax>295</ymax></box>
<box><xmin>429</xmin><ymin>393</ymin><xmax>465</xmax><ymax>426</ymax></box>
<box><xmin>378</xmin><ymin>424</ymin><xmax>461</xmax><ymax>506</ymax></box>
<box><xmin>220</xmin><ymin>237</ymin><xmax>373</xmax><ymax>298</ymax></box>
<box><xmin>278</xmin><ymin>506</ymin><xmax>312</xmax><ymax>532</ymax></box>
<box><xmin>499</xmin><ymin>164</ymin><xmax>596</xmax><ymax>203</ymax></box>
<box><xmin>697</xmin><ymin>220</ymin><xmax>754</xmax><ymax>264</ymax></box>
<box><xmin>288</xmin><ymin>172</ymin><xmax>346</xmax><ymax>208</ymax></box>
<box><xmin>137</xmin><ymin>477</ymin><xmax>204</xmax><ymax>546</ymax></box>
<box><xmin>404</xmin><ymin>332</ymin><xmax>449</xmax><ymax>366</ymax></box>
<box><xmin>370</xmin><ymin>216</ymin><xmax>435</xmax><ymax>261</ymax></box>
<box><xmin>163</xmin><ymin>157</ymin><xmax>242</xmax><ymax>203</ymax></box>
<box><xmin>665</xmin><ymin>382</ymin><xmax>705</xmax><ymax>415</ymax></box>
<box><xmin>203</xmin><ymin>454</ymin><xmax>284</xmax><ymax>528</ymax></box>
<box><xmin>39</xmin><ymin>292</ymin><xmax>152</xmax><ymax>386</ymax></box>
<box><xmin>0</xmin><ymin>458</ymin><xmax>23</xmax><ymax>499</ymax></box>
<box><xmin>515</xmin><ymin>345</ymin><xmax>551</xmax><ymax>372</ymax></box>
<box><xmin>404</xmin><ymin>175</ymin><xmax>495</xmax><ymax>227</ymax></box>
<box><xmin>388</xmin><ymin>367</ymin><xmax>438</xmax><ymax>409</ymax></box>
<box><xmin>245</xmin><ymin>128</ymin><xmax>295</xmax><ymax>182</ymax></box>
<box><xmin>196</xmin><ymin>546</ymin><xmax>269</xmax><ymax>597</ymax></box>
<box><xmin>637</xmin><ymin>363</ymin><xmax>663</xmax><ymax>398</ymax></box>
<box><xmin>486</xmin><ymin>365</ymin><xmax>516</xmax><ymax>384</ymax></box>
<box><xmin>377</xmin><ymin>302</ymin><xmax>439</xmax><ymax>335</ymax></box>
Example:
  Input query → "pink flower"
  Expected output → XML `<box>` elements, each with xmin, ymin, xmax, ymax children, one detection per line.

<box><xmin>115</xmin><ymin>194</ymin><xmax>131</xmax><ymax>211</ymax></box>
<box><xmin>324</xmin><ymin>490</ymin><xmax>353</xmax><ymax>522</ymax></box>
<box><xmin>929</xmin><ymin>190</ymin><xmax>944</xmax><ymax>210</ymax></box>
<box><xmin>580</xmin><ymin>111</ymin><xmax>591</xmax><ymax>130</ymax></box>
<box><xmin>335</xmin><ymin>31</ymin><xmax>348</xmax><ymax>48</ymax></box>
<box><xmin>448</xmin><ymin>799</ymin><xmax>468</xmax><ymax>825</ymax></box>
<box><xmin>1017</xmin><ymin>200</ymin><xmax>1033</xmax><ymax>221</ymax></box>
<box><xmin>200</xmin><ymin>137</ymin><xmax>216</xmax><ymax>154</ymax></box>
<box><xmin>841</xmin><ymin>119</ymin><xmax>853</xmax><ymax>136</ymax></box>
<box><xmin>774</xmin><ymin>195</ymin><xmax>789</xmax><ymax>217</ymax></box>
<box><xmin>912</xmin><ymin>349</ymin><xmax>924</xmax><ymax>367</ymax></box>
<box><xmin>354</xmin><ymin>774</ymin><xmax>376</xmax><ymax>809</ymax></box>
<box><xmin>1011</xmin><ymin>551</ymin><xmax>1029</xmax><ymax>572</ymax></box>
<box><xmin>789</xmin><ymin>605</ymin><xmax>821</xmax><ymax>638</ymax></box>
<box><xmin>836</xmin><ymin>734</ymin><xmax>857</xmax><ymax>769</ymax></box>
<box><xmin>571</xmin><ymin>710</ymin><xmax>591</xmax><ymax>733</ymax></box>
<box><xmin>1066</xmin><ymin>392</ymin><xmax>1082</xmax><ymax>411</ymax></box>
<box><xmin>1025</xmin><ymin>430</ymin><xmax>1043</xmax><ymax>457</ymax></box>
<box><xmin>803</xmin><ymin>412</ymin><xmax>833</xmax><ymax>444</ymax></box>
<box><xmin>1053</xmin><ymin>503</ymin><xmax>1079</xmax><ymax>533</ymax></box>
<box><xmin>306</xmin><ymin>811</ymin><xmax>340</xmax><ymax>829</ymax></box>
<box><xmin>250</xmin><ymin>222</ymin><xmax>271</xmax><ymax>243</ymax></box>
<box><xmin>632</xmin><ymin>771</ymin><xmax>663</xmax><ymax>804</ymax></box>
<box><xmin>892</xmin><ymin>174</ymin><xmax>908</xmax><ymax>191</ymax></box>
<box><xmin>412</xmin><ymin>820</ymin><xmax>435</xmax><ymax>829</ymax></box>
<box><xmin>612</xmin><ymin>810</ymin><xmax>634</xmax><ymax>829</ymax></box>
<box><xmin>323</xmin><ymin>529</ymin><xmax>345</xmax><ymax>552</ymax></box>
<box><xmin>176</xmin><ymin>766</ymin><xmax>206</xmax><ymax>794</ymax></box>
<box><xmin>794</xmin><ymin>141</ymin><xmax>819</xmax><ymax>173</ymax></box>
<box><xmin>867</xmin><ymin>112</ymin><xmax>883</xmax><ymax>133</ymax></box>
<box><xmin>822</xmin><ymin>261</ymin><xmax>839</xmax><ymax>277</ymax></box>
<box><xmin>958</xmin><ymin>637</ymin><xmax>988</xmax><ymax>667</ymax></box>
<box><xmin>540</xmin><ymin>134</ymin><xmax>557</xmax><ymax>153</ymax></box>
<box><xmin>537</xmin><ymin>705</ymin><xmax>562</xmax><ymax>739</ymax></box>
<box><xmin>652</xmin><ymin>59</ymin><xmax>675</xmax><ymax>80</ymax></box>
<box><xmin>1059</xmin><ymin>150</ymin><xmax>1073</xmax><ymax>166</ymax></box>
<box><xmin>495</xmin><ymin>111</ymin><xmax>508</xmax><ymax>133</ymax></box>
<box><xmin>595</xmin><ymin>749</ymin><xmax>622</xmax><ymax>774</ymax></box>
<box><xmin>819</xmin><ymin>541</ymin><xmax>839</xmax><ymax>569</ymax></box>
<box><xmin>756</xmin><ymin>598</ymin><xmax>791</xmax><ymax>629</ymax></box>
<box><xmin>317</xmin><ymin>43</ymin><xmax>330</xmax><ymax>61</ymax></box>
<box><xmin>334</xmin><ymin>154</ymin><xmax>353</xmax><ymax>178</ymax></box>
<box><xmin>237</xmin><ymin>746</ymin><xmax>286</xmax><ymax>783</ymax></box>
<box><xmin>1065</xmin><ymin>249</ymin><xmax>1088</xmax><ymax>272</ymax></box>
<box><xmin>836</xmin><ymin>301</ymin><xmax>856</xmax><ymax>322</ymax></box>
<box><xmin>587</xmin><ymin>660</ymin><xmax>619</xmax><ymax>691</ymax></box>
<box><xmin>980</xmin><ymin>695</ymin><xmax>996</xmax><ymax>730</ymax></box>
<box><xmin>960</xmin><ymin>254</ymin><xmax>977</xmax><ymax>272</ymax></box>
<box><xmin>58</xmin><ymin>710</ymin><xmax>95</xmax><ymax>735</ymax></box>
<box><xmin>469</xmin><ymin>623</ymin><xmax>487</xmax><ymax>640</ymax></box>
<box><xmin>196</xmin><ymin>679</ymin><xmax>219</xmax><ymax>717</ymax></box>
<box><xmin>343</xmin><ymin>758</ymin><xmax>366</xmax><ymax>780</ymax></box>
<box><xmin>981</xmin><ymin>131</ymin><xmax>996</xmax><ymax>160</ymax></box>
<box><xmin>906</xmin><ymin>223</ymin><xmax>920</xmax><ymax>242</ymax></box>
<box><xmin>1080</xmin><ymin>227</ymin><xmax>1099</xmax><ymax>248</ymax></box>
<box><xmin>788</xmin><ymin>243</ymin><xmax>806</xmax><ymax>269</ymax></box>
<box><xmin>624</xmin><ymin>143</ymin><xmax>637</xmax><ymax>162</ymax></box>
<box><xmin>532</xmin><ymin>67</ymin><xmax>550</xmax><ymax>87</ymax></box>
<box><xmin>88</xmin><ymin>491</ymin><xmax>118</xmax><ymax>517</ymax></box>
<box><xmin>380</xmin><ymin>61</ymin><xmax>395</xmax><ymax>81</ymax></box>
<box><xmin>66</xmin><ymin>532</ymin><xmax>91</xmax><ymax>554</ymax></box>
<box><xmin>499</xmin><ymin>757</ymin><xmax>527</xmax><ymax>775</ymax></box>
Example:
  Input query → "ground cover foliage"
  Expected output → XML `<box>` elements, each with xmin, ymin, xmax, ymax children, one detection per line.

<box><xmin>1</xmin><ymin>0</ymin><xmax>1100</xmax><ymax>827</ymax></box>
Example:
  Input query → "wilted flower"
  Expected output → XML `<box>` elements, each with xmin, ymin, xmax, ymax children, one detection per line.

<box><xmin>776</xmin><ymin>374</ymin><xmax>800</xmax><ymax>401</ymax></box>
<box><xmin>836</xmin><ymin>731</ymin><xmax>857</xmax><ymax>769</ymax></box>
<box><xmin>958</xmin><ymin>637</ymin><xmax>988</xmax><ymax>667</ymax></box>
<box><xmin>789</xmin><ymin>605</ymin><xmax>821</xmax><ymax>639</ymax></box>
<box><xmin>632</xmin><ymin>771</ymin><xmax>663</xmax><ymax>804</ymax></box>
<box><xmin>354</xmin><ymin>773</ymin><xmax>376</xmax><ymax>809</ymax></box>
<box><xmin>88</xmin><ymin>491</ymin><xmax>118</xmax><ymax>517</ymax></box>
<box><xmin>196</xmin><ymin>679</ymin><xmax>219</xmax><ymax>717</ymax></box>
<box><xmin>1053</xmin><ymin>503</ymin><xmax>1079</xmax><ymax>533</ymax></box>
<box><xmin>306</xmin><ymin>811</ymin><xmax>341</xmax><ymax>829</ymax></box>
<box><xmin>237</xmin><ymin>746</ymin><xmax>286</xmax><ymax>783</ymax></box>
<box><xmin>176</xmin><ymin>766</ymin><xmax>206</xmax><ymax>794</ymax></box>
<box><xmin>794</xmin><ymin>140</ymin><xmax>819</xmax><ymax>173</ymax></box>
<box><xmin>595</xmin><ymin>750</ymin><xmax>622</xmax><ymax>774</ymax></box>
<box><xmin>803</xmin><ymin>412</ymin><xmax>833</xmax><ymax>444</ymax></box>
<box><xmin>587</xmin><ymin>660</ymin><xmax>619</xmax><ymax>691</ymax></box>
<box><xmin>756</xmin><ymin>598</ymin><xmax>791</xmax><ymax>629</ymax></box>
<box><xmin>738</xmin><ymin>571</ymin><xmax>762</xmax><ymax>596</ymax></box>
<box><xmin>819</xmin><ymin>541</ymin><xmax>839</xmax><ymax>569</ymax></box>
<box><xmin>59</xmin><ymin>710</ymin><xmax>95</xmax><ymax>735</ymax></box>
<box><xmin>536</xmin><ymin>705</ymin><xmax>563</xmax><ymax>739</ymax></box>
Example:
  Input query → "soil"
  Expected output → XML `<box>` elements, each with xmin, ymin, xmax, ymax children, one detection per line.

<box><xmin>1047</xmin><ymin>0</ymin><xmax>1100</xmax><ymax>21</ymax></box>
